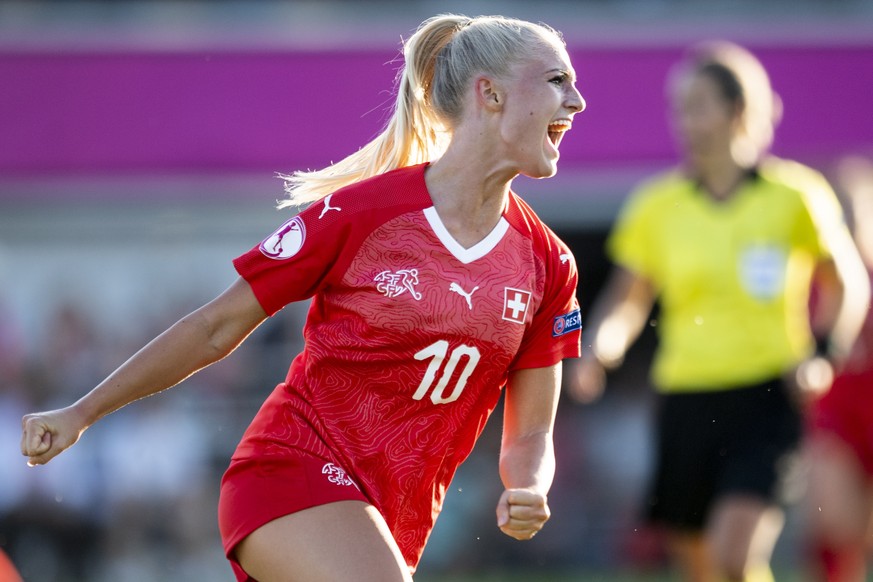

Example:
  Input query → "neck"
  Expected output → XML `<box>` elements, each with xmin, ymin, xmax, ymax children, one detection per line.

<box><xmin>692</xmin><ymin>151</ymin><xmax>751</xmax><ymax>201</ymax></box>
<box><xmin>425</xmin><ymin>146</ymin><xmax>513</xmax><ymax>249</ymax></box>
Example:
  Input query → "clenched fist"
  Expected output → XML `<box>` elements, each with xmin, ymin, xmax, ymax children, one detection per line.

<box><xmin>21</xmin><ymin>406</ymin><xmax>89</xmax><ymax>466</ymax></box>
<box><xmin>495</xmin><ymin>488</ymin><xmax>550</xmax><ymax>540</ymax></box>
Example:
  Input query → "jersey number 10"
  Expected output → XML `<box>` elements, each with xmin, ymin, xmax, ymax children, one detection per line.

<box><xmin>413</xmin><ymin>341</ymin><xmax>481</xmax><ymax>404</ymax></box>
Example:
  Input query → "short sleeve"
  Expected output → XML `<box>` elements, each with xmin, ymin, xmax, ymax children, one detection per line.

<box><xmin>510</xmin><ymin>240</ymin><xmax>582</xmax><ymax>371</ymax></box>
<box><xmin>794</xmin><ymin>169</ymin><xmax>847</xmax><ymax>260</ymax></box>
<box><xmin>233</xmin><ymin>165</ymin><xmax>432</xmax><ymax>317</ymax></box>
<box><xmin>232</xmin><ymin>200</ymin><xmax>353</xmax><ymax>316</ymax></box>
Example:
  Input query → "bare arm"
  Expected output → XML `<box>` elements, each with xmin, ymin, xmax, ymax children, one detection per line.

<box><xmin>793</xmin><ymin>244</ymin><xmax>870</xmax><ymax>399</ymax></box>
<box><xmin>584</xmin><ymin>266</ymin><xmax>656</xmax><ymax>367</ymax></box>
<box><xmin>809</xmin><ymin>159</ymin><xmax>872</xmax><ymax>362</ymax></box>
<box><xmin>817</xmin><ymin>237</ymin><xmax>871</xmax><ymax>362</ymax></box>
<box><xmin>496</xmin><ymin>364</ymin><xmax>561</xmax><ymax>540</ymax></box>
<box><xmin>21</xmin><ymin>277</ymin><xmax>268</xmax><ymax>466</ymax></box>
<box><xmin>566</xmin><ymin>266</ymin><xmax>655</xmax><ymax>402</ymax></box>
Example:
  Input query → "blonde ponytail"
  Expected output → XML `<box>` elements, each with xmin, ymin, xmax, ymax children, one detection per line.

<box><xmin>278</xmin><ymin>15</ymin><xmax>468</xmax><ymax>208</ymax></box>
<box><xmin>278</xmin><ymin>14</ymin><xmax>563</xmax><ymax>208</ymax></box>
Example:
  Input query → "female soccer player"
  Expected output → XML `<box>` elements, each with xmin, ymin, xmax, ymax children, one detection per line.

<box><xmin>805</xmin><ymin>156</ymin><xmax>873</xmax><ymax>582</ymax></box>
<box><xmin>568</xmin><ymin>42</ymin><xmax>869</xmax><ymax>582</ymax></box>
<box><xmin>20</xmin><ymin>14</ymin><xmax>585</xmax><ymax>581</ymax></box>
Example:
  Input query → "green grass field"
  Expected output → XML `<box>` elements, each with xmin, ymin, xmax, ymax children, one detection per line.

<box><xmin>415</xmin><ymin>569</ymin><xmax>811</xmax><ymax>582</ymax></box>
<box><xmin>416</xmin><ymin>571</ymin><xmax>678</xmax><ymax>582</ymax></box>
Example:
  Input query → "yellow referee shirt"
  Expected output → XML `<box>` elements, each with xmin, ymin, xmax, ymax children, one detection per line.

<box><xmin>608</xmin><ymin>157</ymin><xmax>847</xmax><ymax>392</ymax></box>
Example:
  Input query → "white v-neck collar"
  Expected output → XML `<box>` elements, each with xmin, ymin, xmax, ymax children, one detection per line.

<box><xmin>422</xmin><ymin>206</ymin><xmax>509</xmax><ymax>264</ymax></box>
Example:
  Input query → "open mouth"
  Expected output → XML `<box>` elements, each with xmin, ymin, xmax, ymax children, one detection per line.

<box><xmin>547</xmin><ymin>120</ymin><xmax>572</xmax><ymax>147</ymax></box>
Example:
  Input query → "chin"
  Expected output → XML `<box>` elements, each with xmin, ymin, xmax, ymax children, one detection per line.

<box><xmin>516</xmin><ymin>154</ymin><xmax>557</xmax><ymax>179</ymax></box>
<box><xmin>528</xmin><ymin>161</ymin><xmax>559</xmax><ymax>179</ymax></box>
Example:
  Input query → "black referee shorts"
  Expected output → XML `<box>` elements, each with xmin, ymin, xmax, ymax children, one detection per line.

<box><xmin>644</xmin><ymin>377</ymin><xmax>803</xmax><ymax>531</ymax></box>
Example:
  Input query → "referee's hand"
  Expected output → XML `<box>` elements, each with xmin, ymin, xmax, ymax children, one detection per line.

<box><xmin>788</xmin><ymin>356</ymin><xmax>834</xmax><ymax>406</ymax></box>
<box><xmin>565</xmin><ymin>353</ymin><xmax>606</xmax><ymax>404</ymax></box>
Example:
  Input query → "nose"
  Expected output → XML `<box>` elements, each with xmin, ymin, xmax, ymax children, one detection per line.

<box><xmin>566</xmin><ymin>85</ymin><xmax>585</xmax><ymax>113</ymax></box>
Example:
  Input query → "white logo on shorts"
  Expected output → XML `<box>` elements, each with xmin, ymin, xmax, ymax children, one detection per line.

<box><xmin>322</xmin><ymin>462</ymin><xmax>359</xmax><ymax>489</ymax></box>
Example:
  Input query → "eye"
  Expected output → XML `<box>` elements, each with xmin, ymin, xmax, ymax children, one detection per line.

<box><xmin>549</xmin><ymin>73</ymin><xmax>568</xmax><ymax>85</ymax></box>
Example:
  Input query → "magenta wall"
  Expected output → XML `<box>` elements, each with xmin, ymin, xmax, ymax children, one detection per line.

<box><xmin>2</xmin><ymin>43</ymin><xmax>872</xmax><ymax>180</ymax></box>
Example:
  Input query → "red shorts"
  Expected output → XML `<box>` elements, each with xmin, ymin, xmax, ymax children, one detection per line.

<box><xmin>218</xmin><ymin>452</ymin><xmax>369</xmax><ymax>581</ymax></box>
<box><xmin>810</xmin><ymin>368</ymin><xmax>873</xmax><ymax>478</ymax></box>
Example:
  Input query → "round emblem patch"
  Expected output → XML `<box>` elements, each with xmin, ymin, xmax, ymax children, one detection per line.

<box><xmin>259</xmin><ymin>216</ymin><xmax>306</xmax><ymax>260</ymax></box>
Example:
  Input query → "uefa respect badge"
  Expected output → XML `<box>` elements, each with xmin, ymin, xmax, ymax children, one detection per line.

<box><xmin>552</xmin><ymin>309</ymin><xmax>581</xmax><ymax>337</ymax></box>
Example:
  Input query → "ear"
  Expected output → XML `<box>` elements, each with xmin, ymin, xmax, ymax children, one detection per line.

<box><xmin>475</xmin><ymin>76</ymin><xmax>503</xmax><ymax>112</ymax></box>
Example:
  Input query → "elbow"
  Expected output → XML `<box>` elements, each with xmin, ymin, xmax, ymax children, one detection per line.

<box><xmin>206</xmin><ymin>327</ymin><xmax>239</xmax><ymax>363</ymax></box>
<box><xmin>179</xmin><ymin>311</ymin><xmax>236</xmax><ymax>365</ymax></box>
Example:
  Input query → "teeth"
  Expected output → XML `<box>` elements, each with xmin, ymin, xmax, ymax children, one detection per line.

<box><xmin>548</xmin><ymin>120</ymin><xmax>571</xmax><ymax>133</ymax></box>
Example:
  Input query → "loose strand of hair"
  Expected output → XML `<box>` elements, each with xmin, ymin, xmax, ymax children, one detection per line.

<box><xmin>277</xmin><ymin>111</ymin><xmax>417</xmax><ymax>210</ymax></box>
<box><xmin>277</xmin><ymin>15</ymin><xmax>460</xmax><ymax>209</ymax></box>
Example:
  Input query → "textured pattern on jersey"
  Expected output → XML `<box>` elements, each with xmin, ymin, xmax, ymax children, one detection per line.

<box><xmin>232</xmin><ymin>164</ymin><xmax>580</xmax><ymax>568</ymax></box>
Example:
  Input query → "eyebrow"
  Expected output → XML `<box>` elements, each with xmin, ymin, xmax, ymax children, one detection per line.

<box><xmin>547</xmin><ymin>68</ymin><xmax>576</xmax><ymax>81</ymax></box>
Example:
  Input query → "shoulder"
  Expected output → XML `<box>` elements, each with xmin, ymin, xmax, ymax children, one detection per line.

<box><xmin>311</xmin><ymin>163</ymin><xmax>432</xmax><ymax>219</ymax></box>
<box><xmin>289</xmin><ymin>163</ymin><xmax>432</xmax><ymax>238</ymax></box>
<box><xmin>264</xmin><ymin>163</ymin><xmax>433</xmax><ymax>261</ymax></box>
<box><xmin>505</xmin><ymin>193</ymin><xmax>578</xmax><ymax>283</ymax></box>
<box><xmin>757</xmin><ymin>156</ymin><xmax>841</xmax><ymax>215</ymax></box>
<box><xmin>758</xmin><ymin>156</ymin><xmax>829</xmax><ymax>189</ymax></box>
<box><xmin>756</xmin><ymin>157</ymin><xmax>836</xmax><ymax>204</ymax></box>
<box><xmin>505</xmin><ymin>192</ymin><xmax>571</xmax><ymax>255</ymax></box>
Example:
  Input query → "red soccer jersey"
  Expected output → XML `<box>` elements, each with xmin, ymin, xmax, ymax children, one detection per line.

<box><xmin>231</xmin><ymin>163</ymin><xmax>581</xmax><ymax>568</ymax></box>
<box><xmin>810</xmin><ymin>270</ymin><xmax>873</xmax><ymax>476</ymax></box>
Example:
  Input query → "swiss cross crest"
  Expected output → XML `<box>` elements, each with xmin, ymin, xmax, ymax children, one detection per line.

<box><xmin>502</xmin><ymin>288</ymin><xmax>531</xmax><ymax>324</ymax></box>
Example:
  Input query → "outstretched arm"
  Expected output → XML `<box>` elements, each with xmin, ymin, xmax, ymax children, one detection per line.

<box><xmin>496</xmin><ymin>364</ymin><xmax>561</xmax><ymax>541</ymax></box>
<box><xmin>21</xmin><ymin>277</ymin><xmax>267</xmax><ymax>466</ymax></box>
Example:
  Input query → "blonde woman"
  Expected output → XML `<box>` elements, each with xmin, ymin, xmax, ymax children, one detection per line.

<box><xmin>21</xmin><ymin>14</ymin><xmax>585</xmax><ymax>581</ymax></box>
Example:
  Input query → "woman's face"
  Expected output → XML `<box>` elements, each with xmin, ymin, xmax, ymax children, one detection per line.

<box><xmin>671</xmin><ymin>72</ymin><xmax>738</xmax><ymax>164</ymax></box>
<box><xmin>494</xmin><ymin>40</ymin><xmax>585</xmax><ymax>179</ymax></box>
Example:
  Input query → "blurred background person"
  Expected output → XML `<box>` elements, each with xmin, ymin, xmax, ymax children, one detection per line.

<box><xmin>804</xmin><ymin>155</ymin><xmax>873</xmax><ymax>582</ymax></box>
<box><xmin>567</xmin><ymin>41</ymin><xmax>870</xmax><ymax>582</ymax></box>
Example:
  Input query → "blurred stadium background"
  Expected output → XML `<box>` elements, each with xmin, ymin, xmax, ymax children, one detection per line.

<box><xmin>1</xmin><ymin>0</ymin><xmax>872</xmax><ymax>580</ymax></box>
